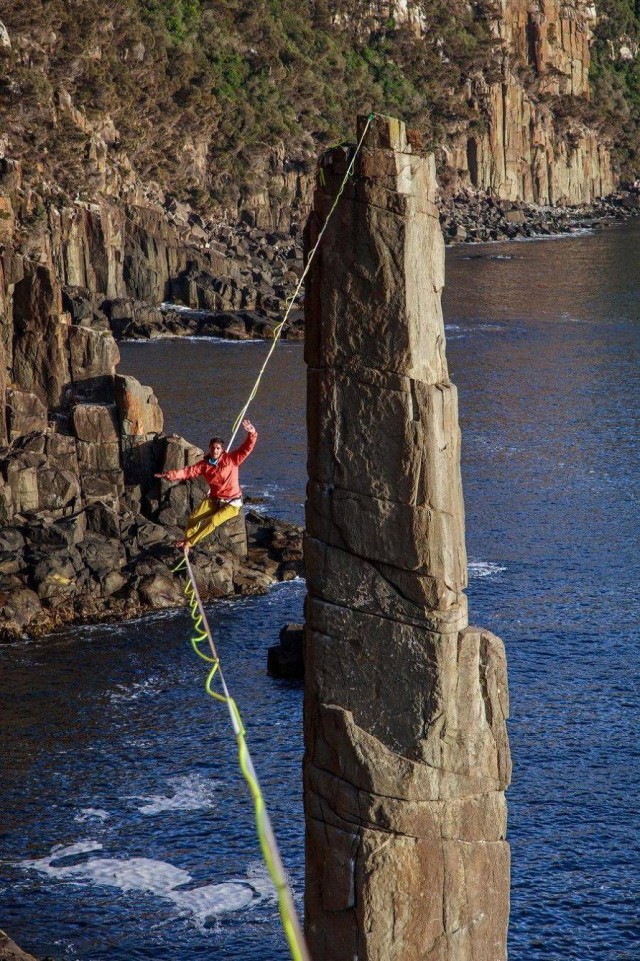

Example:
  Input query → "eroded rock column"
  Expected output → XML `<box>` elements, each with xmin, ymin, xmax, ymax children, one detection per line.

<box><xmin>304</xmin><ymin>115</ymin><xmax>511</xmax><ymax>961</ymax></box>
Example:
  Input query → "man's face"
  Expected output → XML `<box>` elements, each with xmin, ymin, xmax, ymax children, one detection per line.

<box><xmin>209</xmin><ymin>441</ymin><xmax>224</xmax><ymax>460</ymax></box>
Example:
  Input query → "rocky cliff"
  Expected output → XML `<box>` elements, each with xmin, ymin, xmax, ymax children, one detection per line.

<box><xmin>0</xmin><ymin>2</ymin><xmax>633</xmax><ymax>252</ymax></box>
<box><xmin>0</xmin><ymin>160</ymin><xmax>302</xmax><ymax>642</ymax></box>
<box><xmin>303</xmin><ymin>115</ymin><xmax>511</xmax><ymax>959</ymax></box>
<box><xmin>446</xmin><ymin>0</ymin><xmax>615</xmax><ymax>204</ymax></box>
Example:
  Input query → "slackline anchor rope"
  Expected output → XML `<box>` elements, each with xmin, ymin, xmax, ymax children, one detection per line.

<box><xmin>226</xmin><ymin>113</ymin><xmax>375</xmax><ymax>450</ymax></box>
<box><xmin>175</xmin><ymin>113</ymin><xmax>376</xmax><ymax>960</ymax></box>
<box><xmin>177</xmin><ymin>549</ymin><xmax>311</xmax><ymax>961</ymax></box>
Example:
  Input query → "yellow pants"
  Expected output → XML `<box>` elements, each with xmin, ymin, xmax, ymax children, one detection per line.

<box><xmin>184</xmin><ymin>497</ymin><xmax>241</xmax><ymax>547</ymax></box>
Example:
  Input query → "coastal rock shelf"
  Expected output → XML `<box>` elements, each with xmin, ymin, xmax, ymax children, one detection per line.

<box><xmin>0</xmin><ymin>253</ymin><xmax>302</xmax><ymax>643</ymax></box>
<box><xmin>303</xmin><ymin>116</ymin><xmax>511</xmax><ymax>960</ymax></box>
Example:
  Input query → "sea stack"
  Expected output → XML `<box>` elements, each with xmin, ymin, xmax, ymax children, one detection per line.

<box><xmin>303</xmin><ymin>115</ymin><xmax>511</xmax><ymax>960</ymax></box>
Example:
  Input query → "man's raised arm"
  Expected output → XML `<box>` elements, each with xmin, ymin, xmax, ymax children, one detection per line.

<box><xmin>228</xmin><ymin>419</ymin><xmax>258</xmax><ymax>466</ymax></box>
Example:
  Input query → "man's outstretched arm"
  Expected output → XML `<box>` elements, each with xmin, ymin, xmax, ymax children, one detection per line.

<box><xmin>155</xmin><ymin>461</ymin><xmax>205</xmax><ymax>482</ymax></box>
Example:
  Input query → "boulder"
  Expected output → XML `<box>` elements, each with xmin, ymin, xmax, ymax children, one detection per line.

<box><xmin>7</xmin><ymin>390</ymin><xmax>48</xmax><ymax>440</ymax></box>
<box><xmin>78</xmin><ymin>533</ymin><xmax>126</xmax><ymax>579</ymax></box>
<box><xmin>138</xmin><ymin>572</ymin><xmax>185</xmax><ymax>608</ymax></box>
<box><xmin>76</xmin><ymin>439</ymin><xmax>121</xmax><ymax>471</ymax></box>
<box><xmin>68</xmin><ymin>325</ymin><xmax>119</xmax><ymax>400</ymax></box>
<box><xmin>0</xmin><ymin>479</ymin><xmax>12</xmax><ymax>523</ymax></box>
<box><xmin>46</xmin><ymin>433</ymin><xmax>79</xmax><ymax>473</ymax></box>
<box><xmin>32</xmin><ymin>551</ymin><xmax>79</xmax><ymax>601</ymax></box>
<box><xmin>5</xmin><ymin>462</ymin><xmax>38</xmax><ymax>513</ymax></box>
<box><xmin>114</xmin><ymin>375</ymin><xmax>163</xmax><ymax>437</ymax></box>
<box><xmin>71</xmin><ymin>403</ymin><xmax>119</xmax><ymax>443</ymax></box>
<box><xmin>36</xmin><ymin>467</ymin><xmax>81</xmax><ymax>514</ymax></box>
<box><xmin>267</xmin><ymin>623</ymin><xmax>304</xmax><ymax>679</ymax></box>
<box><xmin>80</xmin><ymin>471</ymin><xmax>122</xmax><ymax>510</ymax></box>
<box><xmin>0</xmin><ymin>592</ymin><xmax>43</xmax><ymax>633</ymax></box>
<box><xmin>27</xmin><ymin>514</ymin><xmax>87</xmax><ymax>548</ymax></box>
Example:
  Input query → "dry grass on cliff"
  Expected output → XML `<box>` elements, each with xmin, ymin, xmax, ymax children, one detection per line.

<box><xmin>0</xmin><ymin>0</ymin><xmax>499</xmax><ymax>209</ymax></box>
<box><xmin>0</xmin><ymin>0</ymin><xmax>637</xmax><ymax>217</ymax></box>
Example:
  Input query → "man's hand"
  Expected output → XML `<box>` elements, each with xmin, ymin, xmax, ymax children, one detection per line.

<box><xmin>242</xmin><ymin>419</ymin><xmax>256</xmax><ymax>434</ymax></box>
<box><xmin>154</xmin><ymin>472</ymin><xmax>167</xmax><ymax>479</ymax></box>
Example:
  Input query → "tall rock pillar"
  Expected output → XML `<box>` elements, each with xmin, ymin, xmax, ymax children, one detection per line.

<box><xmin>303</xmin><ymin>115</ymin><xmax>511</xmax><ymax>961</ymax></box>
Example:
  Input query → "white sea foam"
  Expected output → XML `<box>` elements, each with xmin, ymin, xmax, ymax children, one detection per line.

<box><xmin>109</xmin><ymin>675</ymin><xmax>164</xmax><ymax>703</ymax></box>
<box><xmin>137</xmin><ymin>774</ymin><xmax>219</xmax><ymax>814</ymax></box>
<box><xmin>246</xmin><ymin>859</ymin><xmax>278</xmax><ymax>899</ymax></box>
<box><xmin>559</xmin><ymin>313</ymin><xmax>588</xmax><ymax>323</ymax></box>
<box><xmin>171</xmin><ymin>881</ymin><xmax>255</xmax><ymax>919</ymax></box>
<box><xmin>512</xmin><ymin>227</ymin><xmax>594</xmax><ymax>242</ymax></box>
<box><xmin>17</xmin><ymin>840</ymin><xmax>277</xmax><ymax>923</ymax></box>
<box><xmin>460</xmin><ymin>253</ymin><xmax>514</xmax><ymax>261</ymax></box>
<box><xmin>160</xmin><ymin>302</ymin><xmax>200</xmax><ymax>313</ymax></box>
<box><xmin>19</xmin><ymin>839</ymin><xmax>103</xmax><ymax>876</ymax></box>
<box><xmin>468</xmin><ymin>560</ymin><xmax>506</xmax><ymax>578</ymax></box>
<box><xmin>52</xmin><ymin>941</ymin><xmax>77</xmax><ymax>955</ymax></box>
<box><xmin>445</xmin><ymin>322</ymin><xmax>505</xmax><ymax>338</ymax></box>
<box><xmin>74</xmin><ymin>808</ymin><xmax>110</xmax><ymax>823</ymax></box>
<box><xmin>122</xmin><ymin>334</ymin><xmax>260</xmax><ymax>345</ymax></box>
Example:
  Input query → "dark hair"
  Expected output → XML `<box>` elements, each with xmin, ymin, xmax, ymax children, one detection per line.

<box><xmin>209</xmin><ymin>437</ymin><xmax>225</xmax><ymax>447</ymax></box>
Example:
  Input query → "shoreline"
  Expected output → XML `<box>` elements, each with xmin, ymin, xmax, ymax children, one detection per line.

<box><xmin>440</xmin><ymin>187</ymin><xmax>640</xmax><ymax>245</ymax></box>
<box><xmin>106</xmin><ymin>188</ymin><xmax>640</xmax><ymax>343</ymax></box>
<box><xmin>0</xmin><ymin>509</ymin><xmax>303</xmax><ymax>646</ymax></box>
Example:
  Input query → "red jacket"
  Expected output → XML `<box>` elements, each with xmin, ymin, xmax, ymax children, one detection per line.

<box><xmin>165</xmin><ymin>431</ymin><xmax>257</xmax><ymax>501</ymax></box>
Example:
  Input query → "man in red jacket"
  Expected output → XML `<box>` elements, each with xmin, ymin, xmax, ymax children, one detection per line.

<box><xmin>155</xmin><ymin>419</ymin><xmax>257</xmax><ymax>553</ymax></box>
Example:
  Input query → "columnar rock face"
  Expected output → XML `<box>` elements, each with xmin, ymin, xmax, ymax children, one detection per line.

<box><xmin>449</xmin><ymin>0</ymin><xmax>614</xmax><ymax>204</ymax></box>
<box><xmin>356</xmin><ymin>1</ymin><xmax>614</xmax><ymax>206</ymax></box>
<box><xmin>304</xmin><ymin>116</ymin><xmax>511</xmax><ymax>961</ymax></box>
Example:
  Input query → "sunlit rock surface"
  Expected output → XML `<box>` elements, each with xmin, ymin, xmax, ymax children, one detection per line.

<box><xmin>304</xmin><ymin>115</ymin><xmax>511</xmax><ymax>961</ymax></box>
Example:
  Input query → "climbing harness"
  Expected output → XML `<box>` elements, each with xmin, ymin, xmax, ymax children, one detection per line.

<box><xmin>175</xmin><ymin>113</ymin><xmax>375</xmax><ymax>960</ymax></box>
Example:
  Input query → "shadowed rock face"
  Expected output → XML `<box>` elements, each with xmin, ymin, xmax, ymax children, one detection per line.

<box><xmin>304</xmin><ymin>116</ymin><xmax>511</xmax><ymax>961</ymax></box>
<box><xmin>0</xmin><ymin>263</ymin><xmax>303</xmax><ymax>641</ymax></box>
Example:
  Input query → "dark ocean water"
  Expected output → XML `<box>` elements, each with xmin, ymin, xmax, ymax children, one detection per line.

<box><xmin>1</xmin><ymin>222</ymin><xmax>638</xmax><ymax>960</ymax></box>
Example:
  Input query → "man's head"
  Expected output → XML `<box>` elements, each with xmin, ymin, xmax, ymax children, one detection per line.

<box><xmin>208</xmin><ymin>437</ymin><xmax>225</xmax><ymax>460</ymax></box>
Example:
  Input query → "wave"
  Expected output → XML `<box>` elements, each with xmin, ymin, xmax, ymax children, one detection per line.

<box><xmin>445</xmin><ymin>322</ymin><xmax>506</xmax><ymax>336</ymax></box>
<box><xmin>123</xmin><ymin>335</ymin><xmax>262</xmax><ymax>345</ymax></box>
<box><xmin>109</xmin><ymin>675</ymin><xmax>165</xmax><ymax>703</ymax></box>
<box><xmin>74</xmin><ymin>808</ymin><xmax>111</xmax><ymax>824</ymax></box>
<box><xmin>512</xmin><ymin>227</ymin><xmax>595</xmax><ymax>242</ymax></box>
<box><xmin>468</xmin><ymin>560</ymin><xmax>506</xmax><ymax>578</ymax></box>
<box><xmin>136</xmin><ymin>774</ymin><xmax>220</xmax><ymax>815</ymax></box>
<box><xmin>15</xmin><ymin>841</ymin><xmax>277</xmax><ymax>925</ymax></box>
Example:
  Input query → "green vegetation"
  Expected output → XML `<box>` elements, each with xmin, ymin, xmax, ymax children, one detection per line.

<box><xmin>590</xmin><ymin>0</ymin><xmax>640</xmax><ymax>176</ymax></box>
<box><xmin>0</xmin><ymin>0</ymin><xmax>637</xmax><ymax>213</ymax></box>
<box><xmin>0</xmin><ymin>0</ymin><xmax>498</xmax><ymax>207</ymax></box>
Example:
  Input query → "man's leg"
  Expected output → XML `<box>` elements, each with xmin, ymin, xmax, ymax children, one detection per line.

<box><xmin>181</xmin><ymin>496</ymin><xmax>217</xmax><ymax>548</ymax></box>
<box><xmin>185</xmin><ymin>501</ymin><xmax>241</xmax><ymax>548</ymax></box>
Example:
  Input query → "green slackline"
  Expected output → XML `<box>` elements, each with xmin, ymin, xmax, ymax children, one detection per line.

<box><xmin>175</xmin><ymin>113</ymin><xmax>376</xmax><ymax>961</ymax></box>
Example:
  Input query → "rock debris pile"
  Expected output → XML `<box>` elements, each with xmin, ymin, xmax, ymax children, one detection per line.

<box><xmin>106</xmin><ymin>186</ymin><xmax>640</xmax><ymax>343</ymax></box>
<box><xmin>100</xmin><ymin>220</ymin><xmax>306</xmax><ymax>342</ymax></box>
<box><xmin>440</xmin><ymin>186</ymin><xmax>640</xmax><ymax>244</ymax></box>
